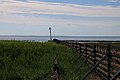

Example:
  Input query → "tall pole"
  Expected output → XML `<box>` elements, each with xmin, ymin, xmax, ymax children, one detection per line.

<box><xmin>49</xmin><ymin>27</ymin><xmax>52</xmax><ymax>41</ymax></box>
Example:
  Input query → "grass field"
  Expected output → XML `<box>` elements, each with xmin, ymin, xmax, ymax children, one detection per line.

<box><xmin>0</xmin><ymin>40</ymin><xmax>89</xmax><ymax>80</ymax></box>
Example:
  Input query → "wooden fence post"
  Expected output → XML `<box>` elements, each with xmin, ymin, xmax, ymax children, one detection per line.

<box><xmin>93</xmin><ymin>43</ymin><xmax>96</xmax><ymax>73</ymax></box>
<box><xmin>75</xmin><ymin>42</ymin><xmax>77</xmax><ymax>51</ymax></box>
<box><xmin>85</xmin><ymin>43</ymin><xmax>88</xmax><ymax>57</ymax></box>
<box><xmin>80</xmin><ymin>43</ymin><xmax>81</xmax><ymax>54</ymax></box>
<box><xmin>107</xmin><ymin>44</ymin><xmax>111</xmax><ymax>80</ymax></box>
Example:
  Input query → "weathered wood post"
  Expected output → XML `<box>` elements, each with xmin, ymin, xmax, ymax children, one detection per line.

<box><xmin>52</xmin><ymin>57</ymin><xmax>59</xmax><ymax>80</ymax></box>
<box><xmin>85</xmin><ymin>43</ymin><xmax>88</xmax><ymax>57</ymax></box>
<box><xmin>75</xmin><ymin>42</ymin><xmax>78</xmax><ymax>51</ymax></box>
<box><xmin>93</xmin><ymin>43</ymin><xmax>96</xmax><ymax>72</ymax></box>
<box><xmin>107</xmin><ymin>44</ymin><xmax>111</xmax><ymax>80</ymax></box>
<box><xmin>79</xmin><ymin>43</ymin><xmax>81</xmax><ymax>54</ymax></box>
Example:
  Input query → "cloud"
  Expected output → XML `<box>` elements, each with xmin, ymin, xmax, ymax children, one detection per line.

<box><xmin>0</xmin><ymin>0</ymin><xmax>120</xmax><ymax>27</ymax></box>
<box><xmin>104</xmin><ymin>0</ymin><xmax>120</xmax><ymax>2</ymax></box>
<box><xmin>0</xmin><ymin>0</ymin><xmax>120</xmax><ymax>17</ymax></box>
<box><xmin>0</xmin><ymin>14</ymin><xmax>119</xmax><ymax>28</ymax></box>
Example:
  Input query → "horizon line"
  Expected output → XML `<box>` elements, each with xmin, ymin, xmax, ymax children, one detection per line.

<box><xmin>0</xmin><ymin>34</ymin><xmax>120</xmax><ymax>37</ymax></box>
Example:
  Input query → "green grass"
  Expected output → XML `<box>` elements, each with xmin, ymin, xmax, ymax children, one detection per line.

<box><xmin>0</xmin><ymin>40</ymin><xmax>89</xmax><ymax>80</ymax></box>
<box><xmin>111</xmin><ymin>42</ymin><xmax>120</xmax><ymax>46</ymax></box>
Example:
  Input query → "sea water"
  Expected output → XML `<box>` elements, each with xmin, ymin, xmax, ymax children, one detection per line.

<box><xmin>0</xmin><ymin>35</ymin><xmax>120</xmax><ymax>42</ymax></box>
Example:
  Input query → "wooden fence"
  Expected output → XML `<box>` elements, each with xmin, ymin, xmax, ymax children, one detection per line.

<box><xmin>59</xmin><ymin>40</ymin><xmax>120</xmax><ymax>80</ymax></box>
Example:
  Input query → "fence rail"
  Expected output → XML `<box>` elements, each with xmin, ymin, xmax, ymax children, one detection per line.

<box><xmin>56</xmin><ymin>40</ymin><xmax>120</xmax><ymax>80</ymax></box>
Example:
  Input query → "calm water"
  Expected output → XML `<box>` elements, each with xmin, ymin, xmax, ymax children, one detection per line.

<box><xmin>0</xmin><ymin>35</ymin><xmax>120</xmax><ymax>42</ymax></box>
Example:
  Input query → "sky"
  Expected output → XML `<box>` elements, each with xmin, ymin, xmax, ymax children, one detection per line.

<box><xmin>0</xmin><ymin>0</ymin><xmax>120</xmax><ymax>36</ymax></box>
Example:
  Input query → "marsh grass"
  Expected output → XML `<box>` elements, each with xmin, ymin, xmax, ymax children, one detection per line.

<box><xmin>0</xmin><ymin>40</ymin><xmax>89</xmax><ymax>80</ymax></box>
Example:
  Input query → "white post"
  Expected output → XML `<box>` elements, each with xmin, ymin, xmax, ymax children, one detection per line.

<box><xmin>49</xmin><ymin>27</ymin><xmax>52</xmax><ymax>41</ymax></box>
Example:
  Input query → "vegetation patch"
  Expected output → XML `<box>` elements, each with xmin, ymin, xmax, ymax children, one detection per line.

<box><xmin>0</xmin><ymin>40</ymin><xmax>89</xmax><ymax>80</ymax></box>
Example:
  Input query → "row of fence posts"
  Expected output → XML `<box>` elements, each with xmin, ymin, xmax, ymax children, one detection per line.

<box><xmin>64</xmin><ymin>41</ymin><xmax>119</xmax><ymax>80</ymax></box>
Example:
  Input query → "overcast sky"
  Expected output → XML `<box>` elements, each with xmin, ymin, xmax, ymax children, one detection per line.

<box><xmin>0</xmin><ymin>0</ymin><xmax>120</xmax><ymax>36</ymax></box>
